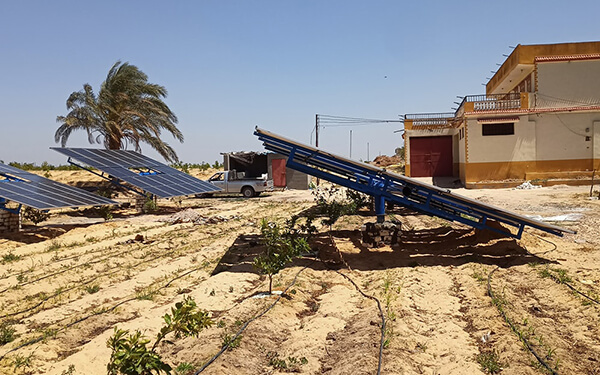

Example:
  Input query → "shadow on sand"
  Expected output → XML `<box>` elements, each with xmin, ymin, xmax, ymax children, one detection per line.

<box><xmin>211</xmin><ymin>225</ymin><xmax>556</xmax><ymax>276</ymax></box>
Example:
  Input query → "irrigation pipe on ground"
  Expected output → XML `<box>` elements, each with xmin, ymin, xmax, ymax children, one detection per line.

<box><xmin>486</xmin><ymin>267</ymin><xmax>559</xmax><ymax>375</ymax></box>
<box><xmin>194</xmin><ymin>264</ymin><xmax>311</xmax><ymax>374</ymax></box>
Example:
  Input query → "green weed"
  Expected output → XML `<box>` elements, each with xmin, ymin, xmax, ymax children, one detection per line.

<box><xmin>0</xmin><ymin>322</ymin><xmax>16</xmax><ymax>345</ymax></box>
<box><xmin>476</xmin><ymin>350</ymin><xmax>504</xmax><ymax>374</ymax></box>
<box><xmin>2</xmin><ymin>252</ymin><xmax>21</xmax><ymax>264</ymax></box>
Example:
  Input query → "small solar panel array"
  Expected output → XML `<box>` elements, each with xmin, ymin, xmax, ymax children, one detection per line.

<box><xmin>0</xmin><ymin>163</ymin><xmax>117</xmax><ymax>210</ymax></box>
<box><xmin>51</xmin><ymin>148</ymin><xmax>221</xmax><ymax>198</ymax></box>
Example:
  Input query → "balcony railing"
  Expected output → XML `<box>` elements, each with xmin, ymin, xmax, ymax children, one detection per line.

<box><xmin>404</xmin><ymin>112</ymin><xmax>455</xmax><ymax>126</ymax></box>
<box><xmin>459</xmin><ymin>92</ymin><xmax>522</xmax><ymax>112</ymax></box>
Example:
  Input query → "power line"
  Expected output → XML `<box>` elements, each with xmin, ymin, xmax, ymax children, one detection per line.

<box><xmin>317</xmin><ymin>114</ymin><xmax>403</xmax><ymax>128</ymax></box>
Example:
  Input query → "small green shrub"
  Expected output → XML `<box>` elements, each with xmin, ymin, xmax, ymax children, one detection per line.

<box><xmin>266</xmin><ymin>351</ymin><xmax>308</xmax><ymax>371</ymax></box>
<box><xmin>96</xmin><ymin>188</ymin><xmax>115</xmax><ymax>220</ymax></box>
<box><xmin>107</xmin><ymin>296</ymin><xmax>212</xmax><ymax>375</ymax></box>
<box><xmin>85</xmin><ymin>284</ymin><xmax>100</xmax><ymax>294</ymax></box>
<box><xmin>220</xmin><ymin>333</ymin><xmax>242</xmax><ymax>350</ymax></box>
<box><xmin>12</xmin><ymin>353</ymin><xmax>33</xmax><ymax>372</ymax></box>
<box><xmin>312</xmin><ymin>185</ymin><xmax>366</xmax><ymax>229</ymax></box>
<box><xmin>0</xmin><ymin>322</ymin><xmax>16</xmax><ymax>345</ymax></box>
<box><xmin>107</xmin><ymin>329</ymin><xmax>170</xmax><ymax>375</ymax></box>
<box><xmin>2</xmin><ymin>252</ymin><xmax>21</xmax><ymax>264</ymax></box>
<box><xmin>174</xmin><ymin>362</ymin><xmax>195</xmax><ymax>375</ymax></box>
<box><xmin>143</xmin><ymin>195</ymin><xmax>157</xmax><ymax>213</ymax></box>
<box><xmin>22</xmin><ymin>207</ymin><xmax>50</xmax><ymax>225</ymax></box>
<box><xmin>476</xmin><ymin>350</ymin><xmax>504</xmax><ymax>374</ymax></box>
<box><xmin>253</xmin><ymin>219</ymin><xmax>310</xmax><ymax>293</ymax></box>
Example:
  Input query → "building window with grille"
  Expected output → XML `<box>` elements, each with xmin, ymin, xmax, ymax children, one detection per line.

<box><xmin>482</xmin><ymin>122</ymin><xmax>514</xmax><ymax>136</ymax></box>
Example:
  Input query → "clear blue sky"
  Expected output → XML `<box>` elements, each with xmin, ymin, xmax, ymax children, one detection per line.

<box><xmin>1</xmin><ymin>0</ymin><xmax>599</xmax><ymax>165</ymax></box>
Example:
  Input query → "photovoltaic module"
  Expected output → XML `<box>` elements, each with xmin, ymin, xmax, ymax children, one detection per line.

<box><xmin>52</xmin><ymin>148</ymin><xmax>221</xmax><ymax>198</ymax></box>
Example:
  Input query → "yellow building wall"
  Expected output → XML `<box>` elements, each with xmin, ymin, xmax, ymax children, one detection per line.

<box><xmin>466</xmin><ymin>118</ymin><xmax>536</xmax><ymax>164</ymax></box>
<box><xmin>487</xmin><ymin>41</ymin><xmax>600</xmax><ymax>94</ymax></box>
<box><xmin>463</xmin><ymin>112</ymin><xmax>599</xmax><ymax>182</ymax></box>
<box><xmin>594</xmin><ymin>121</ymin><xmax>600</xmax><ymax>170</ymax></box>
<box><xmin>537</xmin><ymin>60</ymin><xmax>600</xmax><ymax>107</ymax></box>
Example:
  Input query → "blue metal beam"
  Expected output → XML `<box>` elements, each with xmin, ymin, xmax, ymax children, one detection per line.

<box><xmin>66</xmin><ymin>158</ymin><xmax>146</xmax><ymax>197</ymax></box>
<box><xmin>255</xmin><ymin>127</ymin><xmax>574</xmax><ymax>239</ymax></box>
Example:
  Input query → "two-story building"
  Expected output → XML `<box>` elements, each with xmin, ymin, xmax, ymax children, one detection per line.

<box><xmin>404</xmin><ymin>41</ymin><xmax>600</xmax><ymax>188</ymax></box>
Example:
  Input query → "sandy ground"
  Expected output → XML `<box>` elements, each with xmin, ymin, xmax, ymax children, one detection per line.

<box><xmin>1</xmin><ymin>170</ymin><xmax>600</xmax><ymax>374</ymax></box>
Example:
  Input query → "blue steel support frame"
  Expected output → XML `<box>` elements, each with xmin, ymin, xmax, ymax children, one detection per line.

<box><xmin>0</xmin><ymin>173</ymin><xmax>24</xmax><ymax>214</ymax></box>
<box><xmin>0</xmin><ymin>198</ymin><xmax>21</xmax><ymax>215</ymax></box>
<box><xmin>66</xmin><ymin>157</ymin><xmax>147</xmax><ymax>197</ymax></box>
<box><xmin>256</xmin><ymin>128</ymin><xmax>574</xmax><ymax>239</ymax></box>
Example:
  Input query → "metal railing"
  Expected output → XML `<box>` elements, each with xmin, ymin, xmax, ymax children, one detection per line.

<box><xmin>404</xmin><ymin>112</ymin><xmax>455</xmax><ymax>126</ymax></box>
<box><xmin>403</xmin><ymin>93</ymin><xmax>525</xmax><ymax>127</ymax></box>
<box><xmin>459</xmin><ymin>92</ymin><xmax>522</xmax><ymax>111</ymax></box>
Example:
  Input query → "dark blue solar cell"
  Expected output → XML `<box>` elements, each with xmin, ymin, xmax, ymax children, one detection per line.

<box><xmin>51</xmin><ymin>148</ymin><xmax>221</xmax><ymax>198</ymax></box>
<box><xmin>0</xmin><ymin>163</ymin><xmax>117</xmax><ymax>210</ymax></box>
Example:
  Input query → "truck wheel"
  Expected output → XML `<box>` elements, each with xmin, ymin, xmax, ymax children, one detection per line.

<box><xmin>241</xmin><ymin>186</ymin><xmax>255</xmax><ymax>198</ymax></box>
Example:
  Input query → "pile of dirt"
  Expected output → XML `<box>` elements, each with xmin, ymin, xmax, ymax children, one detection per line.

<box><xmin>370</xmin><ymin>155</ymin><xmax>402</xmax><ymax>167</ymax></box>
<box><xmin>160</xmin><ymin>208</ymin><xmax>241</xmax><ymax>225</ymax></box>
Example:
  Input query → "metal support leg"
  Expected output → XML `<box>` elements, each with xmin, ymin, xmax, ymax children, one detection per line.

<box><xmin>374</xmin><ymin>195</ymin><xmax>386</xmax><ymax>223</ymax></box>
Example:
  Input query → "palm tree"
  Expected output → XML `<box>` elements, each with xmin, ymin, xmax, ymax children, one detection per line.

<box><xmin>56</xmin><ymin>61</ymin><xmax>183</xmax><ymax>163</ymax></box>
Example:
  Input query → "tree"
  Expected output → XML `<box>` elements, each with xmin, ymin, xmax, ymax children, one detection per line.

<box><xmin>253</xmin><ymin>219</ymin><xmax>310</xmax><ymax>294</ymax></box>
<box><xmin>107</xmin><ymin>296</ymin><xmax>212</xmax><ymax>375</ymax></box>
<box><xmin>56</xmin><ymin>61</ymin><xmax>183</xmax><ymax>163</ymax></box>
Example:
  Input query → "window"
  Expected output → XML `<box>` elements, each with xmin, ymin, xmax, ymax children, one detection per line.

<box><xmin>482</xmin><ymin>122</ymin><xmax>514</xmax><ymax>136</ymax></box>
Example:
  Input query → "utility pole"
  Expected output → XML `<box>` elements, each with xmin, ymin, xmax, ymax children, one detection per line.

<box><xmin>315</xmin><ymin>114</ymin><xmax>320</xmax><ymax>186</ymax></box>
<box><xmin>315</xmin><ymin>114</ymin><xmax>319</xmax><ymax>148</ymax></box>
<box><xmin>349</xmin><ymin>130</ymin><xmax>352</xmax><ymax>158</ymax></box>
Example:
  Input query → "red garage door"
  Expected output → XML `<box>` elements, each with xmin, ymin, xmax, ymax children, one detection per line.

<box><xmin>410</xmin><ymin>136</ymin><xmax>453</xmax><ymax>177</ymax></box>
<box><xmin>272</xmin><ymin>159</ymin><xmax>287</xmax><ymax>187</ymax></box>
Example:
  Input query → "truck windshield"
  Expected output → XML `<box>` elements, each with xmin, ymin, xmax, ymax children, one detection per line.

<box><xmin>209</xmin><ymin>173</ymin><xmax>224</xmax><ymax>181</ymax></box>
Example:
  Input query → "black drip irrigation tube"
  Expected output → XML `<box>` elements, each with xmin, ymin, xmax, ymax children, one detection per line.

<box><xmin>548</xmin><ymin>274</ymin><xmax>600</xmax><ymax>305</ymax></box>
<box><xmin>0</xmin><ymin>264</ymin><xmax>206</xmax><ymax>362</ymax></box>
<box><xmin>324</xmin><ymin>264</ymin><xmax>386</xmax><ymax>375</ymax></box>
<box><xmin>486</xmin><ymin>267</ymin><xmax>559</xmax><ymax>375</ymax></box>
<box><xmin>194</xmin><ymin>260</ymin><xmax>385</xmax><ymax>375</ymax></box>
<box><xmin>194</xmin><ymin>264</ymin><xmax>311</xmax><ymax>374</ymax></box>
<box><xmin>528</xmin><ymin>232</ymin><xmax>600</xmax><ymax>306</ymax></box>
<box><xmin>194</xmin><ymin>257</ymin><xmax>386</xmax><ymax>375</ymax></box>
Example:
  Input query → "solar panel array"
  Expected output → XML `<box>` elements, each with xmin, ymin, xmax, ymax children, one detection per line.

<box><xmin>51</xmin><ymin>148</ymin><xmax>221</xmax><ymax>198</ymax></box>
<box><xmin>0</xmin><ymin>163</ymin><xmax>117</xmax><ymax>210</ymax></box>
<box><xmin>254</xmin><ymin>127</ymin><xmax>574</xmax><ymax>238</ymax></box>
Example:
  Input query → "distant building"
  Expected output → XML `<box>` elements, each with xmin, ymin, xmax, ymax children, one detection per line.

<box><xmin>222</xmin><ymin>151</ymin><xmax>310</xmax><ymax>190</ymax></box>
<box><xmin>403</xmin><ymin>41</ymin><xmax>600</xmax><ymax>188</ymax></box>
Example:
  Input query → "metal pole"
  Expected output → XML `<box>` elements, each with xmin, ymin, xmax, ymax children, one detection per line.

<box><xmin>349</xmin><ymin>130</ymin><xmax>352</xmax><ymax>158</ymax></box>
<box><xmin>316</xmin><ymin>114</ymin><xmax>320</xmax><ymax>186</ymax></box>
<box><xmin>315</xmin><ymin>114</ymin><xmax>319</xmax><ymax>148</ymax></box>
<box><xmin>367</xmin><ymin>142</ymin><xmax>370</xmax><ymax>161</ymax></box>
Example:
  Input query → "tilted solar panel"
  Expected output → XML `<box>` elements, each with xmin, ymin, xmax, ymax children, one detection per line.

<box><xmin>0</xmin><ymin>163</ymin><xmax>117</xmax><ymax>210</ymax></box>
<box><xmin>254</xmin><ymin>127</ymin><xmax>574</xmax><ymax>239</ymax></box>
<box><xmin>51</xmin><ymin>148</ymin><xmax>221</xmax><ymax>198</ymax></box>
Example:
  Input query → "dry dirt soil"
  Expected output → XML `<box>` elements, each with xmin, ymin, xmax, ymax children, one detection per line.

<box><xmin>1</xmin><ymin>170</ymin><xmax>599</xmax><ymax>375</ymax></box>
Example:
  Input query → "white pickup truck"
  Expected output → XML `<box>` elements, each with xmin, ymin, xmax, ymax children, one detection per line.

<box><xmin>203</xmin><ymin>170</ymin><xmax>274</xmax><ymax>198</ymax></box>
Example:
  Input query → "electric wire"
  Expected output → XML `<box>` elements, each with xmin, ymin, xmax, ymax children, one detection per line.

<box><xmin>317</xmin><ymin>114</ymin><xmax>402</xmax><ymax>129</ymax></box>
<box><xmin>536</xmin><ymin>93</ymin><xmax>600</xmax><ymax>108</ymax></box>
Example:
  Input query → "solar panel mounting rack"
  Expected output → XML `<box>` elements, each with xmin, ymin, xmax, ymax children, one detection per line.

<box><xmin>254</xmin><ymin>127</ymin><xmax>575</xmax><ymax>239</ymax></box>
<box><xmin>0</xmin><ymin>163</ymin><xmax>117</xmax><ymax>211</ymax></box>
<box><xmin>51</xmin><ymin>148</ymin><xmax>221</xmax><ymax>199</ymax></box>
